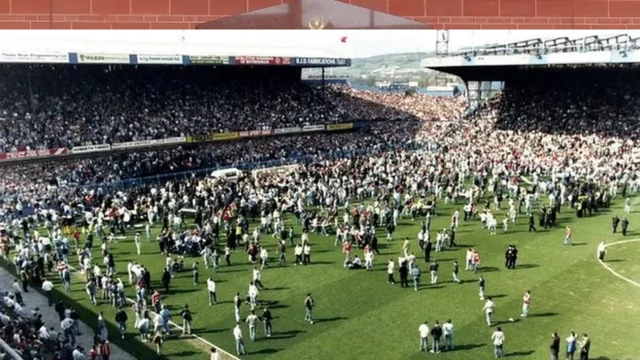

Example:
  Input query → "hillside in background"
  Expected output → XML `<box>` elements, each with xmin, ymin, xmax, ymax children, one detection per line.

<box><xmin>308</xmin><ymin>52</ymin><xmax>460</xmax><ymax>87</ymax></box>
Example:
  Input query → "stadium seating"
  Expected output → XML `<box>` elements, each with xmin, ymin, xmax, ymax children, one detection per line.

<box><xmin>0</xmin><ymin>65</ymin><xmax>464</xmax><ymax>152</ymax></box>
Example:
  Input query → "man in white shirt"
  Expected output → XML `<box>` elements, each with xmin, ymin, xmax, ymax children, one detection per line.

<box><xmin>597</xmin><ymin>241</ymin><xmax>607</xmax><ymax>262</ymax></box>
<box><xmin>418</xmin><ymin>321</ymin><xmax>429</xmax><ymax>352</ymax></box>
<box><xmin>207</xmin><ymin>278</ymin><xmax>217</xmax><ymax>305</ymax></box>
<box><xmin>248</xmin><ymin>282</ymin><xmax>259</xmax><ymax>310</ymax></box>
<box><xmin>491</xmin><ymin>327</ymin><xmax>505</xmax><ymax>358</ymax></box>
<box><xmin>482</xmin><ymin>297</ymin><xmax>495</xmax><ymax>327</ymax></box>
<box><xmin>41</xmin><ymin>279</ymin><xmax>54</xmax><ymax>306</ymax></box>
<box><xmin>233</xmin><ymin>323</ymin><xmax>246</xmax><ymax>355</ymax></box>
<box><xmin>443</xmin><ymin>319</ymin><xmax>454</xmax><ymax>351</ymax></box>
<box><xmin>387</xmin><ymin>259</ymin><xmax>396</xmax><ymax>284</ymax></box>
<box><xmin>245</xmin><ymin>310</ymin><xmax>260</xmax><ymax>341</ymax></box>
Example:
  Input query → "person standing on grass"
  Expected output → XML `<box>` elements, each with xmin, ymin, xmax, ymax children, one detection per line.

<box><xmin>192</xmin><ymin>262</ymin><xmax>200</xmax><ymax>285</ymax></box>
<box><xmin>161</xmin><ymin>267</ymin><xmax>171</xmax><ymax>294</ymax></box>
<box><xmin>278</xmin><ymin>240</ymin><xmax>286</xmax><ymax>266</ymax></box>
<box><xmin>262</xmin><ymin>307</ymin><xmax>273</xmax><ymax>337</ymax></box>
<box><xmin>399</xmin><ymin>260</ymin><xmax>409</xmax><ymax>288</ymax></box>
<box><xmin>429</xmin><ymin>260</ymin><xmax>439</xmax><ymax>284</ymax></box>
<box><xmin>180</xmin><ymin>304</ymin><xmax>192</xmax><ymax>335</ymax></box>
<box><xmin>152</xmin><ymin>330</ymin><xmax>163</xmax><ymax>355</ymax></box>
<box><xmin>430</xmin><ymin>320</ymin><xmax>443</xmax><ymax>354</ymax></box>
<box><xmin>564</xmin><ymin>226</ymin><xmax>573</xmax><ymax>245</ymax></box>
<box><xmin>443</xmin><ymin>319</ymin><xmax>454</xmax><ymax>351</ymax></box>
<box><xmin>387</xmin><ymin>259</ymin><xmax>396</xmax><ymax>284</ymax></box>
<box><xmin>224</xmin><ymin>245</ymin><xmax>232</xmax><ymax>266</ymax></box>
<box><xmin>566</xmin><ymin>331</ymin><xmax>577</xmax><ymax>360</ymax></box>
<box><xmin>303</xmin><ymin>242</ymin><xmax>311</xmax><ymax>265</ymax></box>
<box><xmin>207</xmin><ymin>277</ymin><xmax>217</xmax><ymax>305</ymax></box>
<box><xmin>115</xmin><ymin>308</ymin><xmax>128</xmax><ymax>339</ymax></box>
<box><xmin>424</xmin><ymin>238</ymin><xmax>433</xmax><ymax>263</ymax></box>
<box><xmin>612</xmin><ymin>215</ymin><xmax>620</xmax><ymax>234</ymax></box>
<box><xmin>597</xmin><ymin>241</ymin><xmax>607</xmax><ymax>262</ymax></box>
<box><xmin>304</xmin><ymin>293</ymin><xmax>314</xmax><ymax>325</ymax></box>
<box><xmin>418</xmin><ymin>321</ymin><xmax>429</xmax><ymax>352</ymax></box>
<box><xmin>550</xmin><ymin>332</ymin><xmax>560</xmax><ymax>360</ymax></box>
<box><xmin>234</xmin><ymin>292</ymin><xmax>242</xmax><ymax>322</ymax></box>
<box><xmin>622</xmin><ymin>216</ymin><xmax>629</xmax><ymax>236</ymax></box>
<box><xmin>579</xmin><ymin>333</ymin><xmax>590</xmax><ymax>360</ymax></box>
<box><xmin>134</xmin><ymin>232</ymin><xmax>141</xmax><ymax>255</ymax></box>
<box><xmin>482</xmin><ymin>297</ymin><xmax>495</xmax><ymax>327</ymax></box>
<box><xmin>160</xmin><ymin>304</ymin><xmax>171</xmax><ymax>334</ymax></box>
<box><xmin>246</xmin><ymin>310</ymin><xmax>260</xmax><ymax>341</ymax></box>
<box><xmin>521</xmin><ymin>290</ymin><xmax>531</xmax><ymax>317</ymax></box>
<box><xmin>42</xmin><ymin>278</ymin><xmax>54</xmax><ymax>306</ymax></box>
<box><xmin>233</xmin><ymin>323</ymin><xmax>247</xmax><ymax>355</ymax></box>
<box><xmin>491</xmin><ymin>327</ymin><xmax>505</xmax><ymax>358</ymax></box>
<box><xmin>151</xmin><ymin>289</ymin><xmax>161</xmax><ymax>313</ymax></box>
<box><xmin>452</xmin><ymin>260</ymin><xmax>461</xmax><ymax>283</ymax></box>
<box><xmin>411</xmin><ymin>264</ymin><xmax>421</xmax><ymax>291</ymax></box>
<box><xmin>253</xmin><ymin>267</ymin><xmax>265</xmax><ymax>290</ymax></box>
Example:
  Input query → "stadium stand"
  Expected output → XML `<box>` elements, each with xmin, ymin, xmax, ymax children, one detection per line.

<box><xmin>0</xmin><ymin>65</ymin><xmax>464</xmax><ymax>152</ymax></box>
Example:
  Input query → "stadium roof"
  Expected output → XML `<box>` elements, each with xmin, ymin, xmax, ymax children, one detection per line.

<box><xmin>422</xmin><ymin>33</ymin><xmax>640</xmax><ymax>80</ymax></box>
<box><xmin>197</xmin><ymin>0</ymin><xmax>428</xmax><ymax>29</ymax></box>
<box><xmin>0</xmin><ymin>30</ymin><xmax>345</xmax><ymax>60</ymax></box>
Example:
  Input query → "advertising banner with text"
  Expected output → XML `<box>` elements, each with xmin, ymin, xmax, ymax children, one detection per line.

<box><xmin>274</xmin><ymin>127</ymin><xmax>302</xmax><ymax>135</ymax></box>
<box><xmin>0</xmin><ymin>148</ymin><xmax>68</xmax><ymax>160</ymax></box>
<box><xmin>71</xmin><ymin>144</ymin><xmax>111</xmax><ymax>154</ymax></box>
<box><xmin>111</xmin><ymin>137</ymin><xmax>185</xmax><ymax>150</ymax></box>
<box><xmin>302</xmin><ymin>125</ymin><xmax>326</xmax><ymax>132</ymax></box>
<box><xmin>239</xmin><ymin>129</ymin><xmax>274</xmax><ymax>138</ymax></box>
<box><xmin>186</xmin><ymin>132</ymin><xmax>239</xmax><ymax>143</ymax></box>
<box><xmin>326</xmin><ymin>123</ymin><xmax>353</xmax><ymax>131</ymax></box>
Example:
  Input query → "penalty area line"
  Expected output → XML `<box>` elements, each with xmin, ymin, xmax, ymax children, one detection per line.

<box><xmin>599</xmin><ymin>238</ymin><xmax>640</xmax><ymax>288</ymax></box>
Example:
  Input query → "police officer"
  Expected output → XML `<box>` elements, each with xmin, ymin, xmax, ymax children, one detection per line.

<box><xmin>621</xmin><ymin>216</ymin><xmax>629</xmax><ymax>236</ymax></box>
<box><xmin>612</xmin><ymin>215</ymin><xmax>620</xmax><ymax>234</ymax></box>
<box><xmin>528</xmin><ymin>213</ymin><xmax>537</xmax><ymax>232</ymax></box>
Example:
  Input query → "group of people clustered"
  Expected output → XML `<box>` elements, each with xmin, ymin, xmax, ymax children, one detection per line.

<box><xmin>0</xmin><ymin>65</ymin><xmax>637</xmax><ymax>360</ymax></box>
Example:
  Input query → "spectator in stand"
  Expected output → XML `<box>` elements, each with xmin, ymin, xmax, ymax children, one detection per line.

<box><xmin>0</xmin><ymin>64</ymin><xmax>464</xmax><ymax>151</ymax></box>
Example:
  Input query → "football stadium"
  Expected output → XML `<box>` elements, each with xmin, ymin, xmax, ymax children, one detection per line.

<box><xmin>0</xmin><ymin>30</ymin><xmax>639</xmax><ymax>360</ymax></box>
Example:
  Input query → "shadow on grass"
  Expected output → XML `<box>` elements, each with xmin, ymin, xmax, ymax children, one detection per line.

<box><xmin>249</xmin><ymin>348</ymin><xmax>283</xmax><ymax>355</ymax></box>
<box><xmin>315</xmin><ymin>316</ymin><xmax>348</xmax><ymax>324</ymax></box>
<box><xmin>169</xmin><ymin>350</ymin><xmax>199</xmax><ymax>357</ymax></box>
<box><xmin>193</xmin><ymin>327</ymin><xmax>229</xmax><ymax>334</ymax></box>
<box><xmin>167</xmin><ymin>288</ymin><xmax>201</xmax><ymax>295</ymax></box>
<box><xmin>480</xmin><ymin>267</ymin><xmax>500</xmax><ymax>273</ymax></box>
<box><xmin>572</xmin><ymin>243</ymin><xmax>587</xmax><ymax>246</ymax></box>
<box><xmin>221</xmin><ymin>268</ymin><xmax>247</xmax><ymax>273</ymax></box>
<box><xmin>604</xmin><ymin>259</ymin><xmax>624</xmax><ymax>263</ymax></box>
<box><xmin>505</xmin><ymin>350</ymin><xmax>534</xmax><ymax>357</ymax></box>
<box><xmin>488</xmin><ymin>294</ymin><xmax>507</xmax><ymax>299</ymax></box>
<box><xmin>269</xmin><ymin>329</ymin><xmax>306</xmax><ymax>339</ymax></box>
<box><xmin>516</xmin><ymin>264</ymin><xmax>539</xmax><ymax>269</ymax></box>
<box><xmin>529</xmin><ymin>312</ymin><xmax>558</xmax><ymax>318</ymax></box>
<box><xmin>494</xmin><ymin>318</ymin><xmax>521</xmax><ymax>326</ymax></box>
<box><xmin>267</xmin><ymin>287</ymin><xmax>290</xmax><ymax>291</ymax></box>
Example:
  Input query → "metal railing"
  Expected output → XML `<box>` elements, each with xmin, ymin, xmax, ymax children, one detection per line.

<box><xmin>449</xmin><ymin>34</ymin><xmax>640</xmax><ymax>58</ymax></box>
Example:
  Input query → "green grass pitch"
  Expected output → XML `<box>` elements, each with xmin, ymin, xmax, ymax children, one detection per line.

<box><xmin>27</xmin><ymin>196</ymin><xmax>640</xmax><ymax>360</ymax></box>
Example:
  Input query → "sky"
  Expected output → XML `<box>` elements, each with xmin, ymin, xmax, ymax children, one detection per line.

<box><xmin>326</xmin><ymin>30</ymin><xmax>640</xmax><ymax>58</ymax></box>
<box><xmin>1</xmin><ymin>30</ymin><xmax>638</xmax><ymax>59</ymax></box>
